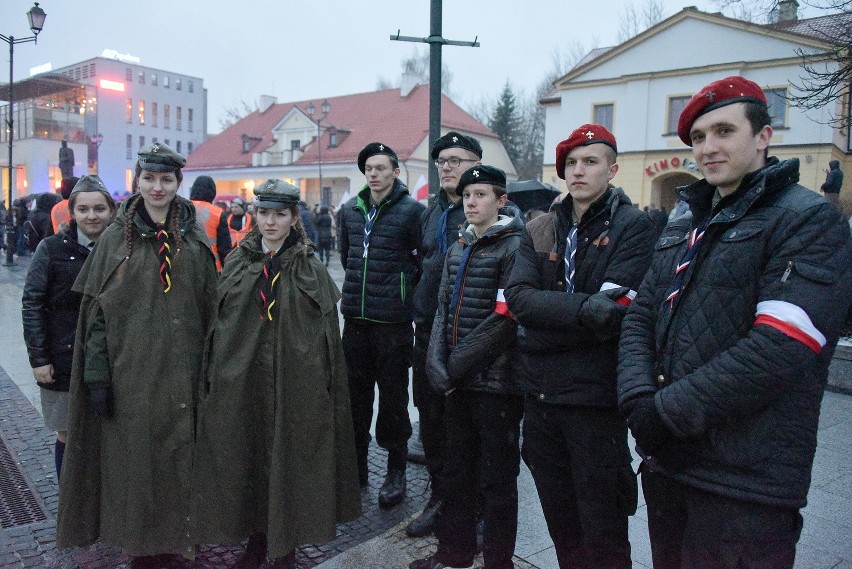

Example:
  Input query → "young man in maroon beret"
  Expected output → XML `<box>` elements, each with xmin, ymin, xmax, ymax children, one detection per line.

<box><xmin>504</xmin><ymin>124</ymin><xmax>656</xmax><ymax>568</ymax></box>
<box><xmin>618</xmin><ymin>76</ymin><xmax>852</xmax><ymax>568</ymax></box>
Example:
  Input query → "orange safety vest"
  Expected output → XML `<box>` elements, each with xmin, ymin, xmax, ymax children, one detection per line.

<box><xmin>51</xmin><ymin>200</ymin><xmax>71</xmax><ymax>234</ymax></box>
<box><xmin>228</xmin><ymin>212</ymin><xmax>253</xmax><ymax>247</ymax></box>
<box><xmin>193</xmin><ymin>200</ymin><xmax>225</xmax><ymax>271</ymax></box>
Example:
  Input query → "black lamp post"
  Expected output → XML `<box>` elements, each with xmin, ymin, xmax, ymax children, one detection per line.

<box><xmin>306</xmin><ymin>99</ymin><xmax>330</xmax><ymax>202</ymax></box>
<box><xmin>1</xmin><ymin>2</ymin><xmax>47</xmax><ymax>266</ymax></box>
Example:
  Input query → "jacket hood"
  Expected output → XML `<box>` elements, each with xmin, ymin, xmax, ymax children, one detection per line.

<box><xmin>460</xmin><ymin>203</ymin><xmax>524</xmax><ymax>244</ymax></box>
<box><xmin>189</xmin><ymin>176</ymin><xmax>216</xmax><ymax>202</ymax></box>
<box><xmin>829</xmin><ymin>160</ymin><xmax>840</xmax><ymax>170</ymax></box>
<box><xmin>355</xmin><ymin>178</ymin><xmax>409</xmax><ymax>210</ymax></box>
<box><xmin>35</xmin><ymin>192</ymin><xmax>62</xmax><ymax>212</ymax></box>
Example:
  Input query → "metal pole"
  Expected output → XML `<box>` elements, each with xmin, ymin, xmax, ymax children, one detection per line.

<box><xmin>428</xmin><ymin>0</ymin><xmax>442</xmax><ymax>198</ymax></box>
<box><xmin>5</xmin><ymin>37</ymin><xmax>15</xmax><ymax>265</ymax></box>
<box><xmin>317</xmin><ymin>119</ymin><xmax>323</xmax><ymax>201</ymax></box>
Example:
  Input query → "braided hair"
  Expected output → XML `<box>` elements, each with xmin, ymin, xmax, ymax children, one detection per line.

<box><xmin>124</xmin><ymin>163</ymin><xmax>185</xmax><ymax>258</ymax></box>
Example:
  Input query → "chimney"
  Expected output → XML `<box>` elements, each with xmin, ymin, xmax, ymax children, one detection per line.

<box><xmin>258</xmin><ymin>95</ymin><xmax>277</xmax><ymax>113</ymax></box>
<box><xmin>400</xmin><ymin>71</ymin><xmax>419</xmax><ymax>98</ymax></box>
<box><xmin>770</xmin><ymin>0</ymin><xmax>798</xmax><ymax>22</ymax></box>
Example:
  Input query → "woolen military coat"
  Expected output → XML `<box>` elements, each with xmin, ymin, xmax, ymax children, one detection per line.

<box><xmin>56</xmin><ymin>194</ymin><xmax>217</xmax><ymax>557</ymax></box>
<box><xmin>193</xmin><ymin>232</ymin><xmax>361</xmax><ymax>559</ymax></box>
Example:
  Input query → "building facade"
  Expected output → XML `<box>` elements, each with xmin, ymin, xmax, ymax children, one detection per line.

<box><xmin>184</xmin><ymin>80</ymin><xmax>516</xmax><ymax>209</ymax></box>
<box><xmin>0</xmin><ymin>52</ymin><xmax>207</xmax><ymax>200</ymax></box>
<box><xmin>542</xmin><ymin>5</ymin><xmax>850</xmax><ymax>212</ymax></box>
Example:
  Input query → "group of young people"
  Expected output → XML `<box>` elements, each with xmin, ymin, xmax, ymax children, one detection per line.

<box><xmin>22</xmin><ymin>74</ymin><xmax>852</xmax><ymax>569</ymax></box>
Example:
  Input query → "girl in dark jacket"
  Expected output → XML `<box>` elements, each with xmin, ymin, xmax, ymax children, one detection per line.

<box><xmin>22</xmin><ymin>175</ymin><xmax>116</xmax><ymax>479</ymax></box>
<box><xmin>194</xmin><ymin>179</ymin><xmax>360</xmax><ymax>569</ymax></box>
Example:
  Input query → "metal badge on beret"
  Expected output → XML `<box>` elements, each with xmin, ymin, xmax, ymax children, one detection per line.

<box><xmin>253</xmin><ymin>178</ymin><xmax>300</xmax><ymax>209</ymax></box>
<box><xmin>430</xmin><ymin>131</ymin><xmax>483</xmax><ymax>159</ymax></box>
<box><xmin>357</xmin><ymin>142</ymin><xmax>398</xmax><ymax>174</ymax></box>
<box><xmin>455</xmin><ymin>164</ymin><xmax>506</xmax><ymax>196</ymax></box>
<box><xmin>677</xmin><ymin>76</ymin><xmax>768</xmax><ymax>147</ymax></box>
<box><xmin>555</xmin><ymin>124</ymin><xmax>618</xmax><ymax>180</ymax></box>
<box><xmin>137</xmin><ymin>141</ymin><xmax>186</xmax><ymax>172</ymax></box>
<box><xmin>70</xmin><ymin>174</ymin><xmax>109</xmax><ymax>195</ymax></box>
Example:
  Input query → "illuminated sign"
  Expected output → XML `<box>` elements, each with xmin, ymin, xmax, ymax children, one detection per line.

<box><xmin>29</xmin><ymin>62</ymin><xmax>52</xmax><ymax>76</ymax></box>
<box><xmin>101</xmin><ymin>49</ymin><xmax>141</xmax><ymax>64</ymax></box>
<box><xmin>99</xmin><ymin>79</ymin><xmax>125</xmax><ymax>92</ymax></box>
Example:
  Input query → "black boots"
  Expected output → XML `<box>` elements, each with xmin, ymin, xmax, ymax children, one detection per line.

<box><xmin>405</xmin><ymin>492</ymin><xmax>442</xmax><ymax>537</ymax></box>
<box><xmin>379</xmin><ymin>467</ymin><xmax>407</xmax><ymax>508</ymax></box>
<box><xmin>232</xmin><ymin>532</ymin><xmax>267</xmax><ymax>569</ymax></box>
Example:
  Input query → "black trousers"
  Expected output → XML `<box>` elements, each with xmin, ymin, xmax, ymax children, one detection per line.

<box><xmin>342</xmin><ymin>319</ymin><xmax>413</xmax><ymax>472</ymax></box>
<box><xmin>412</xmin><ymin>325</ymin><xmax>447</xmax><ymax>492</ymax></box>
<box><xmin>436</xmin><ymin>390</ymin><xmax>523</xmax><ymax>569</ymax></box>
<box><xmin>522</xmin><ymin>399</ymin><xmax>636</xmax><ymax>569</ymax></box>
<box><xmin>642</xmin><ymin>469</ymin><xmax>802</xmax><ymax>569</ymax></box>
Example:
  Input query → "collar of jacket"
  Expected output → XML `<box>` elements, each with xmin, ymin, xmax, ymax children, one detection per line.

<box><xmin>239</xmin><ymin>230</ymin><xmax>307</xmax><ymax>261</ymax></box>
<box><xmin>681</xmin><ymin>157</ymin><xmax>799</xmax><ymax>227</ymax></box>
<box><xmin>354</xmin><ymin>178</ymin><xmax>409</xmax><ymax>214</ymax></box>
<box><xmin>116</xmin><ymin>194</ymin><xmax>197</xmax><ymax>238</ymax></box>
<box><xmin>459</xmin><ymin>205</ymin><xmax>524</xmax><ymax>245</ymax></box>
<box><xmin>555</xmin><ymin>186</ymin><xmax>633</xmax><ymax>229</ymax></box>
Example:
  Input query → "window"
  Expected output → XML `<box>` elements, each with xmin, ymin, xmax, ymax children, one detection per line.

<box><xmin>667</xmin><ymin>96</ymin><xmax>691</xmax><ymax>134</ymax></box>
<box><xmin>187</xmin><ymin>142</ymin><xmax>193</xmax><ymax>155</ymax></box>
<box><xmin>176</xmin><ymin>78</ymin><xmax>182</xmax><ymax>91</ymax></box>
<box><xmin>176</xmin><ymin>106</ymin><xmax>182</xmax><ymax>131</ymax></box>
<box><xmin>89</xmin><ymin>63</ymin><xmax>96</xmax><ymax>77</ymax></box>
<box><xmin>188</xmin><ymin>80</ymin><xmax>194</xmax><ymax>93</ymax></box>
<box><xmin>164</xmin><ymin>104</ymin><xmax>170</xmax><ymax>129</ymax></box>
<box><xmin>138</xmin><ymin>71</ymin><xmax>145</xmax><ymax>84</ymax></box>
<box><xmin>138</xmin><ymin>100</ymin><xmax>145</xmax><ymax>125</ymax></box>
<box><xmin>164</xmin><ymin>139</ymin><xmax>170</xmax><ymax>146</ymax></box>
<box><xmin>139</xmin><ymin>135</ymin><xmax>145</xmax><ymax>149</ymax></box>
<box><xmin>126</xmin><ymin>134</ymin><xmax>132</xmax><ymax>159</ymax></box>
<box><xmin>188</xmin><ymin>108</ymin><xmax>193</xmax><ymax>132</ymax></box>
<box><xmin>764</xmin><ymin>88</ymin><xmax>787</xmax><ymax>128</ymax></box>
<box><xmin>125</xmin><ymin>68</ymin><xmax>132</xmax><ymax>81</ymax></box>
<box><xmin>125</xmin><ymin>97</ymin><xmax>133</xmax><ymax>123</ymax></box>
<box><xmin>593</xmin><ymin>103</ymin><xmax>614</xmax><ymax>131</ymax></box>
<box><xmin>164</xmin><ymin>76</ymin><xmax>170</xmax><ymax>88</ymax></box>
<box><xmin>74</xmin><ymin>67</ymin><xmax>81</xmax><ymax>80</ymax></box>
<box><xmin>152</xmin><ymin>137</ymin><xmax>158</xmax><ymax>143</ymax></box>
<box><xmin>82</xmin><ymin>65</ymin><xmax>89</xmax><ymax>79</ymax></box>
<box><xmin>176</xmin><ymin>140</ymin><xmax>181</xmax><ymax>154</ymax></box>
<box><xmin>151</xmin><ymin>102</ymin><xmax>158</xmax><ymax>127</ymax></box>
<box><xmin>151</xmin><ymin>73</ymin><xmax>158</xmax><ymax>86</ymax></box>
<box><xmin>290</xmin><ymin>139</ymin><xmax>301</xmax><ymax>150</ymax></box>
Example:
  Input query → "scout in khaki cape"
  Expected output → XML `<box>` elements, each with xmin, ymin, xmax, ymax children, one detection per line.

<box><xmin>57</xmin><ymin>143</ymin><xmax>218</xmax><ymax>568</ymax></box>
<box><xmin>193</xmin><ymin>179</ymin><xmax>361</xmax><ymax>569</ymax></box>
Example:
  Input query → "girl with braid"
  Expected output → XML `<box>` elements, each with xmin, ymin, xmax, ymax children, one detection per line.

<box><xmin>193</xmin><ymin>179</ymin><xmax>360</xmax><ymax>569</ymax></box>
<box><xmin>57</xmin><ymin>143</ymin><xmax>218</xmax><ymax>569</ymax></box>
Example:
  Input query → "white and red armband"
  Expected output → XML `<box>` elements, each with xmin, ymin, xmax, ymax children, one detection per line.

<box><xmin>494</xmin><ymin>288</ymin><xmax>514</xmax><ymax>318</ymax></box>
<box><xmin>754</xmin><ymin>300</ymin><xmax>827</xmax><ymax>353</ymax></box>
<box><xmin>600</xmin><ymin>281</ymin><xmax>637</xmax><ymax>306</ymax></box>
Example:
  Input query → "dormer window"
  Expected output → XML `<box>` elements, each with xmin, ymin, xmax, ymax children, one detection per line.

<box><xmin>242</xmin><ymin>134</ymin><xmax>263</xmax><ymax>153</ymax></box>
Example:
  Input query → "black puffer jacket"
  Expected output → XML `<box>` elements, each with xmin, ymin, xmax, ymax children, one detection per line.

<box><xmin>618</xmin><ymin>158</ymin><xmax>852</xmax><ymax>508</ymax></box>
<box><xmin>339</xmin><ymin>180</ymin><xmax>425</xmax><ymax>323</ymax></box>
<box><xmin>505</xmin><ymin>187</ymin><xmax>656</xmax><ymax>407</ymax></box>
<box><xmin>412</xmin><ymin>190</ymin><xmax>466</xmax><ymax>328</ymax></box>
<box><xmin>22</xmin><ymin>222</ymin><xmax>90</xmax><ymax>391</ymax></box>
<box><xmin>427</xmin><ymin>207</ymin><xmax>524</xmax><ymax>394</ymax></box>
<box><xmin>820</xmin><ymin>159</ymin><xmax>843</xmax><ymax>195</ymax></box>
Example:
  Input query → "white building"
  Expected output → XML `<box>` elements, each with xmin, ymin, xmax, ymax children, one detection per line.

<box><xmin>542</xmin><ymin>3</ymin><xmax>850</xmax><ymax>211</ymax></box>
<box><xmin>0</xmin><ymin>51</ymin><xmax>207</xmax><ymax>200</ymax></box>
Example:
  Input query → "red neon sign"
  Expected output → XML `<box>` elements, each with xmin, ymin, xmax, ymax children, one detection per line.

<box><xmin>99</xmin><ymin>79</ymin><xmax>125</xmax><ymax>92</ymax></box>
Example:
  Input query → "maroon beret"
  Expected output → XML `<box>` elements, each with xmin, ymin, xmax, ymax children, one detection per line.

<box><xmin>677</xmin><ymin>76</ymin><xmax>767</xmax><ymax>146</ymax></box>
<box><xmin>555</xmin><ymin>124</ymin><xmax>617</xmax><ymax>180</ymax></box>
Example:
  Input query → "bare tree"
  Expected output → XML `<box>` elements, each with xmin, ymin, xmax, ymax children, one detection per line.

<box><xmin>617</xmin><ymin>0</ymin><xmax>667</xmax><ymax>43</ymax></box>
<box><xmin>375</xmin><ymin>47</ymin><xmax>454</xmax><ymax>95</ymax></box>
<box><xmin>219</xmin><ymin>99</ymin><xmax>259</xmax><ymax>131</ymax></box>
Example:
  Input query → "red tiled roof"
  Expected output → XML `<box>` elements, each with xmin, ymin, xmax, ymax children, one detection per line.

<box><xmin>186</xmin><ymin>84</ymin><xmax>496</xmax><ymax>170</ymax></box>
<box><xmin>765</xmin><ymin>11</ymin><xmax>851</xmax><ymax>44</ymax></box>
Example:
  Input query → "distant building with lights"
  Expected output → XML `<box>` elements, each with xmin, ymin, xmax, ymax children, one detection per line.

<box><xmin>0</xmin><ymin>51</ymin><xmax>207</xmax><ymax>201</ymax></box>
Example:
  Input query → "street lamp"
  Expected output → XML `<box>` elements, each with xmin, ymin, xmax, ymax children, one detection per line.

<box><xmin>306</xmin><ymin>99</ymin><xmax>330</xmax><ymax>204</ymax></box>
<box><xmin>1</xmin><ymin>2</ymin><xmax>47</xmax><ymax>266</ymax></box>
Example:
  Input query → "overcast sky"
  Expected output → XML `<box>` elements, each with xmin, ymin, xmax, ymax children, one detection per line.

<box><xmin>3</xmin><ymin>0</ymin><xmax>824</xmax><ymax>134</ymax></box>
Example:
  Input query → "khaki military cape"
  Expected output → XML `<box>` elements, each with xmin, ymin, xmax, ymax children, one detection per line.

<box><xmin>57</xmin><ymin>194</ymin><xmax>217</xmax><ymax>557</ymax></box>
<box><xmin>193</xmin><ymin>232</ymin><xmax>361</xmax><ymax>559</ymax></box>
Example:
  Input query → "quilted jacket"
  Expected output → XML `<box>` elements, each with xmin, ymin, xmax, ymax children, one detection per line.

<box><xmin>505</xmin><ymin>187</ymin><xmax>656</xmax><ymax>406</ymax></box>
<box><xmin>618</xmin><ymin>157</ymin><xmax>852</xmax><ymax>508</ymax></box>
<box><xmin>339</xmin><ymin>179</ymin><xmax>425</xmax><ymax>323</ymax></box>
<box><xmin>426</xmin><ymin>207</ymin><xmax>523</xmax><ymax>394</ymax></box>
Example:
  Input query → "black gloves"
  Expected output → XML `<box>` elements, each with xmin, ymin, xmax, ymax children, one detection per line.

<box><xmin>89</xmin><ymin>386</ymin><xmax>114</xmax><ymax>418</ymax></box>
<box><xmin>578</xmin><ymin>286</ymin><xmax>630</xmax><ymax>340</ymax></box>
<box><xmin>627</xmin><ymin>396</ymin><xmax>672</xmax><ymax>455</ymax></box>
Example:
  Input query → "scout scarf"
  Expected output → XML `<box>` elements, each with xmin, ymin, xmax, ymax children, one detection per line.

<box><xmin>362</xmin><ymin>205</ymin><xmax>378</xmax><ymax>258</ymax></box>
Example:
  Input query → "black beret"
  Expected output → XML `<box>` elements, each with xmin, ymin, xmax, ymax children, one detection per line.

<box><xmin>357</xmin><ymin>142</ymin><xmax>398</xmax><ymax>174</ymax></box>
<box><xmin>455</xmin><ymin>164</ymin><xmax>506</xmax><ymax>197</ymax></box>
<box><xmin>431</xmin><ymin>131</ymin><xmax>483</xmax><ymax>160</ymax></box>
<box><xmin>137</xmin><ymin>142</ymin><xmax>186</xmax><ymax>172</ymax></box>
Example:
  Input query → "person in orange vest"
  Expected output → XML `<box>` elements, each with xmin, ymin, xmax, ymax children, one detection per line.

<box><xmin>51</xmin><ymin>177</ymin><xmax>79</xmax><ymax>234</ymax></box>
<box><xmin>190</xmin><ymin>175</ymin><xmax>231</xmax><ymax>271</ymax></box>
<box><xmin>227</xmin><ymin>197</ymin><xmax>253</xmax><ymax>247</ymax></box>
